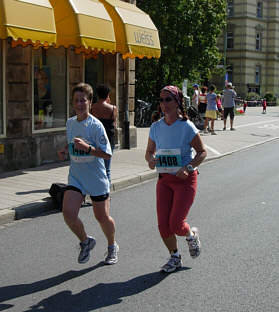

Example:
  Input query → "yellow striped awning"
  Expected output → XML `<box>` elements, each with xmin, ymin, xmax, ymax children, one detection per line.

<box><xmin>49</xmin><ymin>0</ymin><xmax>116</xmax><ymax>55</ymax></box>
<box><xmin>99</xmin><ymin>0</ymin><xmax>161</xmax><ymax>59</ymax></box>
<box><xmin>0</xmin><ymin>0</ymin><xmax>56</xmax><ymax>47</ymax></box>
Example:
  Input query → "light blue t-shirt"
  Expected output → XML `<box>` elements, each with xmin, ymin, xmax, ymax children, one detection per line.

<box><xmin>206</xmin><ymin>92</ymin><xmax>217</xmax><ymax>111</ymax></box>
<box><xmin>149</xmin><ymin>118</ymin><xmax>199</xmax><ymax>174</ymax></box>
<box><xmin>66</xmin><ymin>114</ymin><xmax>112</xmax><ymax>196</ymax></box>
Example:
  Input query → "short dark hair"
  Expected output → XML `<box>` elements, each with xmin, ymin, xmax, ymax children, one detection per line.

<box><xmin>72</xmin><ymin>83</ymin><xmax>93</xmax><ymax>102</ymax></box>
<box><xmin>209</xmin><ymin>84</ymin><xmax>216</xmax><ymax>92</ymax></box>
<box><xmin>96</xmin><ymin>84</ymin><xmax>110</xmax><ymax>100</ymax></box>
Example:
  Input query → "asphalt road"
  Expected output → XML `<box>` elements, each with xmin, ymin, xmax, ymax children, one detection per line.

<box><xmin>0</xmin><ymin>140</ymin><xmax>278</xmax><ymax>312</ymax></box>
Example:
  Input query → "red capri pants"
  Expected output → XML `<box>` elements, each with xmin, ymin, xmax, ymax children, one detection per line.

<box><xmin>156</xmin><ymin>172</ymin><xmax>197</xmax><ymax>239</ymax></box>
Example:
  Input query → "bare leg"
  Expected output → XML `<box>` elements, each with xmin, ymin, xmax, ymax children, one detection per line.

<box><xmin>93</xmin><ymin>199</ymin><xmax>116</xmax><ymax>246</ymax></box>
<box><xmin>204</xmin><ymin>118</ymin><xmax>209</xmax><ymax>131</ymax></box>
<box><xmin>230</xmin><ymin>118</ymin><xmax>234</xmax><ymax>129</ymax></box>
<box><xmin>210</xmin><ymin>119</ymin><xmax>215</xmax><ymax>131</ymax></box>
<box><xmin>63</xmin><ymin>190</ymin><xmax>87</xmax><ymax>242</ymax></box>
<box><xmin>162</xmin><ymin>235</ymin><xmax>178</xmax><ymax>253</ymax></box>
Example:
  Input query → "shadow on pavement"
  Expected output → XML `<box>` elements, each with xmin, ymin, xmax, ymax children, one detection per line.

<box><xmin>22</xmin><ymin>268</ymin><xmax>190</xmax><ymax>312</ymax></box>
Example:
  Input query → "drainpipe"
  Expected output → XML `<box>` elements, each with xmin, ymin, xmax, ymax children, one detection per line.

<box><xmin>124</xmin><ymin>58</ymin><xmax>130</xmax><ymax>149</ymax></box>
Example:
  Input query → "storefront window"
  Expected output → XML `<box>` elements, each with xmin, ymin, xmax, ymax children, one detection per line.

<box><xmin>0</xmin><ymin>40</ymin><xmax>3</xmax><ymax>135</ymax></box>
<box><xmin>33</xmin><ymin>47</ymin><xmax>67</xmax><ymax>130</ymax></box>
<box><xmin>85</xmin><ymin>55</ymin><xmax>104</xmax><ymax>102</ymax></box>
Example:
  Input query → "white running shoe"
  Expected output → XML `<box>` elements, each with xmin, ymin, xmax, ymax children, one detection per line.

<box><xmin>104</xmin><ymin>243</ymin><xmax>119</xmax><ymax>265</ymax></box>
<box><xmin>186</xmin><ymin>227</ymin><xmax>201</xmax><ymax>258</ymax></box>
<box><xmin>78</xmin><ymin>236</ymin><xmax>96</xmax><ymax>264</ymax></box>
<box><xmin>161</xmin><ymin>255</ymin><xmax>182</xmax><ymax>273</ymax></box>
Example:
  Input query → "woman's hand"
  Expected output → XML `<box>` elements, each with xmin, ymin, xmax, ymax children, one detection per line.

<box><xmin>74</xmin><ymin>137</ymin><xmax>90</xmax><ymax>152</ymax></box>
<box><xmin>57</xmin><ymin>146</ymin><xmax>68</xmax><ymax>161</ymax></box>
<box><xmin>176</xmin><ymin>167</ymin><xmax>189</xmax><ymax>180</ymax></box>
<box><xmin>148</xmin><ymin>156</ymin><xmax>157</xmax><ymax>170</ymax></box>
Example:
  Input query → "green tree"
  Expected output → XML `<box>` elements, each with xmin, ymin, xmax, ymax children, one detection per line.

<box><xmin>135</xmin><ymin>0</ymin><xmax>226</xmax><ymax>103</ymax></box>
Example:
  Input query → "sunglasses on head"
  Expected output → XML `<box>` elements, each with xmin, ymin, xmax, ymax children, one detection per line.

<box><xmin>159</xmin><ymin>96</ymin><xmax>173</xmax><ymax>103</ymax></box>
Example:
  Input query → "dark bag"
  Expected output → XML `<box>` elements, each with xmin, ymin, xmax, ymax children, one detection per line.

<box><xmin>49</xmin><ymin>183</ymin><xmax>67</xmax><ymax>211</ymax></box>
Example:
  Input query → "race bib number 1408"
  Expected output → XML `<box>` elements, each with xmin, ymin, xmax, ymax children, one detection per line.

<box><xmin>156</xmin><ymin>149</ymin><xmax>182</xmax><ymax>173</ymax></box>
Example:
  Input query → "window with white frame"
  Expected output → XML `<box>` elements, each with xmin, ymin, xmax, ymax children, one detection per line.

<box><xmin>33</xmin><ymin>47</ymin><xmax>67</xmax><ymax>131</ymax></box>
<box><xmin>256</xmin><ymin>33</ymin><xmax>261</xmax><ymax>51</ymax></box>
<box><xmin>227</xmin><ymin>0</ymin><xmax>234</xmax><ymax>17</ymax></box>
<box><xmin>227</xmin><ymin>32</ymin><xmax>234</xmax><ymax>49</ymax></box>
<box><xmin>257</xmin><ymin>2</ymin><xmax>263</xmax><ymax>18</ymax></box>
<box><xmin>255</xmin><ymin>65</ymin><xmax>261</xmax><ymax>84</ymax></box>
<box><xmin>0</xmin><ymin>40</ymin><xmax>3</xmax><ymax>135</ymax></box>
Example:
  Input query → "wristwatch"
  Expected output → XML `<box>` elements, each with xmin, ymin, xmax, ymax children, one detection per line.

<box><xmin>186</xmin><ymin>164</ymin><xmax>195</xmax><ymax>173</ymax></box>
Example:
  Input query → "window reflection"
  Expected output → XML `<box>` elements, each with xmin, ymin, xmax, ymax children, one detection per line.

<box><xmin>33</xmin><ymin>47</ymin><xmax>67</xmax><ymax>130</ymax></box>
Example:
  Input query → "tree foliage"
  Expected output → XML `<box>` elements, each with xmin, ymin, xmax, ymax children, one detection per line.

<box><xmin>135</xmin><ymin>0</ymin><xmax>227</xmax><ymax>103</ymax></box>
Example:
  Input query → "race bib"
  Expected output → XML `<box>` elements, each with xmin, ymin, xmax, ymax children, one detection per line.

<box><xmin>156</xmin><ymin>149</ymin><xmax>182</xmax><ymax>173</ymax></box>
<box><xmin>68</xmin><ymin>143</ymin><xmax>95</xmax><ymax>163</ymax></box>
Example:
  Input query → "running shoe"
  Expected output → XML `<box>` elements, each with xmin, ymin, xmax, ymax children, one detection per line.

<box><xmin>104</xmin><ymin>243</ymin><xmax>119</xmax><ymax>265</ymax></box>
<box><xmin>78</xmin><ymin>236</ymin><xmax>96</xmax><ymax>264</ymax></box>
<box><xmin>230</xmin><ymin>127</ymin><xmax>236</xmax><ymax>131</ymax></box>
<box><xmin>161</xmin><ymin>254</ymin><xmax>182</xmax><ymax>273</ymax></box>
<box><xmin>186</xmin><ymin>227</ymin><xmax>201</xmax><ymax>258</ymax></box>
<box><xmin>211</xmin><ymin>131</ymin><xmax>217</xmax><ymax>135</ymax></box>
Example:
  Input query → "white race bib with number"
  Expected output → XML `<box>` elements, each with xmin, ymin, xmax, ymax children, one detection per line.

<box><xmin>68</xmin><ymin>143</ymin><xmax>95</xmax><ymax>163</ymax></box>
<box><xmin>156</xmin><ymin>149</ymin><xmax>182</xmax><ymax>173</ymax></box>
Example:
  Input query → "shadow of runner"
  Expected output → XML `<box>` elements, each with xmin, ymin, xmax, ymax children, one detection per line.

<box><xmin>0</xmin><ymin>262</ymin><xmax>104</xmax><ymax>305</ymax></box>
<box><xmin>23</xmin><ymin>268</ymin><xmax>191</xmax><ymax>312</ymax></box>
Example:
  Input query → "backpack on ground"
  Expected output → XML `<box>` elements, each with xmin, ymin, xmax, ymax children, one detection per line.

<box><xmin>49</xmin><ymin>183</ymin><xmax>67</xmax><ymax>211</ymax></box>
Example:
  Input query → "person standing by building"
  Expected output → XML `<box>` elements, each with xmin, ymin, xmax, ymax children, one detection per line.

<box><xmin>91</xmin><ymin>84</ymin><xmax>117</xmax><ymax>183</ymax></box>
<box><xmin>204</xmin><ymin>85</ymin><xmax>218</xmax><ymax>135</ymax></box>
<box><xmin>145</xmin><ymin>85</ymin><xmax>207</xmax><ymax>273</ymax></box>
<box><xmin>58</xmin><ymin>83</ymin><xmax>119</xmax><ymax>265</ymax></box>
<box><xmin>192</xmin><ymin>84</ymin><xmax>200</xmax><ymax>110</ymax></box>
<box><xmin>198</xmin><ymin>86</ymin><xmax>207</xmax><ymax>119</ymax></box>
<box><xmin>222</xmin><ymin>82</ymin><xmax>237</xmax><ymax>130</ymax></box>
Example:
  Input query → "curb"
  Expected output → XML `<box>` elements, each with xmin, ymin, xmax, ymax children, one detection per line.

<box><xmin>0</xmin><ymin>136</ymin><xmax>278</xmax><ymax>226</ymax></box>
<box><xmin>0</xmin><ymin>171</ymin><xmax>158</xmax><ymax>226</ymax></box>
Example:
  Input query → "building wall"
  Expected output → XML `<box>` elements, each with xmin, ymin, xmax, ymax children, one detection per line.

<box><xmin>216</xmin><ymin>0</ymin><xmax>279</xmax><ymax>98</ymax></box>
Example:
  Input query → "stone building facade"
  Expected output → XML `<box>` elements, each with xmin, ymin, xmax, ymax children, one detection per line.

<box><xmin>0</xmin><ymin>0</ymin><xmax>160</xmax><ymax>172</ymax></box>
<box><xmin>216</xmin><ymin>0</ymin><xmax>279</xmax><ymax>98</ymax></box>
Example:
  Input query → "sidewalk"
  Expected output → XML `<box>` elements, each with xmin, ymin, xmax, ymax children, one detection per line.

<box><xmin>0</xmin><ymin>106</ymin><xmax>278</xmax><ymax>225</ymax></box>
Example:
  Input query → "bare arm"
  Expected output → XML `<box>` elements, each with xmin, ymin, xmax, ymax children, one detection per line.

<box><xmin>57</xmin><ymin>144</ymin><xmax>68</xmax><ymax>161</ymax></box>
<box><xmin>145</xmin><ymin>137</ymin><xmax>157</xmax><ymax>170</ymax></box>
<box><xmin>176</xmin><ymin>133</ymin><xmax>207</xmax><ymax>180</ymax></box>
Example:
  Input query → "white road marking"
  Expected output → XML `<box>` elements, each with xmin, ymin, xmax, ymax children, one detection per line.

<box><xmin>205</xmin><ymin>144</ymin><xmax>221</xmax><ymax>155</ymax></box>
<box><xmin>236</xmin><ymin>119</ymin><xmax>278</xmax><ymax>128</ymax></box>
<box><xmin>258</xmin><ymin>124</ymin><xmax>279</xmax><ymax>130</ymax></box>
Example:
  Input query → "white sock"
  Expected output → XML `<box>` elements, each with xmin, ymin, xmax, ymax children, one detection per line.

<box><xmin>171</xmin><ymin>250</ymin><xmax>180</xmax><ymax>257</ymax></box>
<box><xmin>186</xmin><ymin>231</ymin><xmax>194</xmax><ymax>240</ymax></box>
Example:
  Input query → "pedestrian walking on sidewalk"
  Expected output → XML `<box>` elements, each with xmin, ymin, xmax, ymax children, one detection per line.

<box><xmin>91</xmin><ymin>84</ymin><xmax>117</xmax><ymax>183</ymax></box>
<box><xmin>145</xmin><ymin>85</ymin><xmax>207</xmax><ymax>273</ymax></box>
<box><xmin>204</xmin><ymin>84</ymin><xmax>218</xmax><ymax>135</ymax></box>
<box><xmin>58</xmin><ymin>82</ymin><xmax>118</xmax><ymax>265</ymax></box>
<box><xmin>222</xmin><ymin>82</ymin><xmax>237</xmax><ymax>131</ymax></box>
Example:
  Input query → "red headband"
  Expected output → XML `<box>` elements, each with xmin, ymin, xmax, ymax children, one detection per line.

<box><xmin>161</xmin><ymin>85</ymin><xmax>181</xmax><ymax>105</ymax></box>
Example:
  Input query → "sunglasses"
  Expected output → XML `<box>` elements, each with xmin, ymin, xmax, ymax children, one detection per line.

<box><xmin>159</xmin><ymin>97</ymin><xmax>173</xmax><ymax>103</ymax></box>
